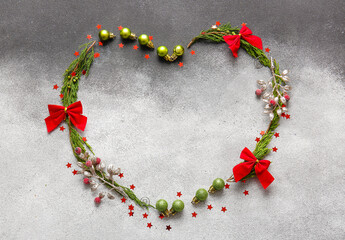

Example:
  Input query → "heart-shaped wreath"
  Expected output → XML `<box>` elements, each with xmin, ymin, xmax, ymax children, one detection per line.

<box><xmin>45</xmin><ymin>22</ymin><xmax>291</xmax><ymax>217</ymax></box>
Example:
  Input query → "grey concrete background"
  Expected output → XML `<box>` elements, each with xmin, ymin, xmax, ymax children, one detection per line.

<box><xmin>1</xmin><ymin>0</ymin><xmax>345</xmax><ymax>239</ymax></box>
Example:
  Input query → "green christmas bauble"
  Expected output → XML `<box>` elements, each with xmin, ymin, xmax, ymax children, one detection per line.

<box><xmin>120</xmin><ymin>28</ymin><xmax>131</xmax><ymax>39</ymax></box>
<box><xmin>173</xmin><ymin>45</ymin><xmax>184</xmax><ymax>56</ymax></box>
<box><xmin>157</xmin><ymin>46</ymin><xmax>168</xmax><ymax>57</ymax></box>
<box><xmin>172</xmin><ymin>200</ymin><xmax>184</xmax><ymax>212</ymax></box>
<box><xmin>138</xmin><ymin>34</ymin><xmax>149</xmax><ymax>45</ymax></box>
<box><xmin>99</xmin><ymin>29</ymin><xmax>110</xmax><ymax>41</ymax></box>
<box><xmin>195</xmin><ymin>188</ymin><xmax>208</xmax><ymax>201</ymax></box>
<box><xmin>156</xmin><ymin>199</ymin><xmax>168</xmax><ymax>212</ymax></box>
<box><xmin>212</xmin><ymin>178</ymin><xmax>225</xmax><ymax>190</ymax></box>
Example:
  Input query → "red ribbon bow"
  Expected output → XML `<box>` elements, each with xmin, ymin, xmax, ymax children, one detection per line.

<box><xmin>223</xmin><ymin>25</ymin><xmax>263</xmax><ymax>58</ymax></box>
<box><xmin>233</xmin><ymin>147</ymin><xmax>274</xmax><ymax>189</ymax></box>
<box><xmin>45</xmin><ymin>101</ymin><xmax>87</xmax><ymax>133</ymax></box>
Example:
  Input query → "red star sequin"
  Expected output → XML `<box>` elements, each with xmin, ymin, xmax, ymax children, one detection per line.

<box><xmin>72</xmin><ymin>169</ymin><xmax>78</xmax><ymax>175</ymax></box>
<box><xmin>82</xmin><ymin>137</ymin><xmax>87</xmax><ymax>142</ymax></box>
<box><xmin>96</xmin><ymin>24</ymin><xmax>102</xmax><ymax>29</ymax></box>
<box><xmin>159</xmin><ymin>214</ymin><xmax>164</xmax><ymax>220</ymax></box>
<box><xmin>82</xmin><ymin>70</ymin><xmax>86</xmax><ymax>75</ymax></box>
<box><xmin>143</xmin><ymin>213</ymin><xmax>148</xmax><ymax>218</ymax></box>
<box><xmin>128</xmin><ymin>211</ymin><xmax>134</xmax><ymax>217</ymax></box>
<box><xmin>53</xmin><ymin>84</ymin><xmax>58</xmax><ymax>90</ymax></box>
<box><xmin>59</xmin><ymin>126</ymin><xmax>65</xmax><ymax>131</ymax></box>
<box><xmin>272</xmin><ymin>146</ymin><xmax>278</xmax><ymax>152</ymax></box>
<box><xmin>130</xmin><ymin>184</ymin><xmax>135</xmax><ymax>190</ymax></box>
<box><xmin>133</xmin><ymin>45</ymin><xmax>139</xmax><ymax>50</ymax></box>
<box><xmin>281</xmin><ymin>112</ymin><xmax>286</xmax><ymax>118</ymax></box>
<box><xmin>285</xmin><ymin>114</ymin><xmax>291</xmax><ymax>119</ymax></box>
<box><xmin>224</xmin><ymin>183</ymin><xmax>230</xmax><ymax>189</ymax></box>
<box><xmin>190</xmin><ymin>50</ymin><xmax>195</xmax><ymax>55</ymax></box>
<box><xmin>98</xmin><ymin>42</ymin><xmax>103</xmax><ymax>46</ymax></box>
<box><xmin>255</xmin><ymin>137</ymin><xmax>261</xmax><ymax>142</ymax></box>
<box><xmin>177</xmin><ymin>192</ymin><xmax>182</xmax><ymax>197</ymax></box>
<box><xmin>178</xmin><ymin>62</ymin><xmax>183</xmax><ymax>67</ymax></box>
<box><xmin>216</xmin><ymin>21</ymin><xmax>221</xmax><ymax>26</ymax></box>
<box><xmin>260</xmin><ymin>131</ymin><xmax>265</xmax><ymax>135</ymax></box>
<box><xmin>241</xmin><ymin>22</ymin><xmax>247</xmax><ymax>26</ymax></box>
<box><xmin>201</xmin><ymin>32</ymin><xmax>206</xmax><ymax>35</ymax></box>
<box><xmin>94</xmin><ymin>52</ymin><xmax>100</xmax><ymax>58</ymax></box>
<box><xmin>274</xmin><ymin>132</ymin><xmax>280</xmax><ymax>138</ymax></box>
<box><xmin>128</xmin><ymin>204</ymin><xmax>134</xmax><ymax>211</ymax></box>
<box><xmin>192</xmin><ymin>212</ymin><xmax>197</xmax><ymax>218</ymax></box>
<box><xmin>66</xmin><ymin>162</ymin><xmax>72</xmax><ymax>168</ymax></box>
<box><xmin>74</xmin><ymin>51</ymin><xmax>79</xmax><ymax>57</ymax></box>
<box><xmin>144</xmin><ymin>54</ymin><xmax>150</xmax><ymax>59</ymax></box>
<box><xmin>243</xmin><ymin>190</ymin><xmax>249</xmax><ymax>196</ymax></box>
<box><xmin>166</xmin><ymin>225</ymin><xmax>172</xmax><ymax>231</ymax></box>
<box><xmin>118</xmin><ymin>26</ymin><xmax>123</xmax><ymax>31</ymax></box>
<box><xmin>207</xmin><ymin>204</ymin><xmax>213</xmax><ymax>210</ymax></box>
<box><xmin>71</xmin><ymin>72</ymin><xmax>76</xmax><ymax>77</ymax></box>
<box><xmin>119</xmin><ymin>173</ymin><xmax>124</xmax><ymax>178</ymax></box>
<box><xmin>119</xmin><ymin>43</ymin><xmax>124</xmax><ymax>48</ymax></box>
<box><xmin>147</xmin><ymin>222</ymin><xmax>152</xmax><ymax>228</ymax></box>
<box><xmin>121</xmin><ymin>197</ymin><xmax>127</xmax><ymax>203</ymax></box>
<box><xmin>149</xmin><ymin>36</ymin><xmax>153</xmax><ymax>41</ymax></box>
<box><xmin>265</xmin><ymin>48</ymin><xmax>270</xmax><ymax>53</ymax></box>
<box><xmin>242</xmin><ymin>180</ymin><xmax>246</xmax><ymax>183</ymax></box>
<box><xmin>59</xmin><ymin>94</ymin><xmax>64</xmax><ymax>99</ymax></box>
<box><xmin>221</xmin><ymin>207</ymin><xmax>227</xmax><ymax>212</ymax></box>
<box><xmin>87</xmin><ymin>35</ymin><xmax>92</xmax><ymax>40</ymax></box>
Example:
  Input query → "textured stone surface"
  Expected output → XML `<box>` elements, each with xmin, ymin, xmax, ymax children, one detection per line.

<box><xmin>0</xmin><ymin>0</ymin><xmax>345</xmax><ymax>239</ymax></box>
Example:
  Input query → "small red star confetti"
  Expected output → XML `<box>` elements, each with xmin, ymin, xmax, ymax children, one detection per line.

<box><xmin>242</xmin><ymin>180</ymin><xmax>246</xmax><ymax>183</ymax></box>
<box><xmin>66</xmin><ymin>162</ymin><xmax>72</xmax><ymax>168</ymax></box>
<box><xmin>243</xmin><ymin>190</ymin><xmax>249</xmax><ymax>196</ymax></box>
<box><xmin>128</xmin><ymin>204</ymin><xmax>134</xmax><ymax>211</ymax></box>
<box><xmin>119</xmin><ymin>173</ymin><xmax>124</xmax><ymax>178</ymax></box>
<box><xmin>159</xmin><ymin>214</ymin><xmax>165</xmax><ymax>220</ymax></box>
<box><xmin>147</xmin><ymin>223</ymin><xmax>152</xmax><ymax>229</ymax></box>
<box><xmin>192</xmin><ymin>212</ymin><xmax>197</xmax><ymax>218</ymax></box>
<box><xmin>216</xmin><ymin>21</ymin><xmax>221</xmax><ymax>26</ymax></box>
<box><xmin>94</xmin><ymin>52</ymin><xmax>100</xmax><ymax>58</ymax></box>
<box><xmin>59</xmin><ymin>126</ymin><xmax>65</xmax><ymax>131</ymax></box>
<box><xmin>74</xmin><ymin>51</ymin><xmax>79</xmax><ymax>57</ymax></box>
<box><xmin>177</xmin><ymin>192</ymin><xmax>182</xmax><ymax>197</ymax></box>
<box><xmin>71</xmin><ymin>72</ymin><xmax>76</xmax><ymax>76</ymax></box>
<box><xmin>265</xmin><ymin>48</ymin><xmax>270</xmax><ymax>53</ymax></box>
<box><xmin>143</xmin><ymin>213</ymin><xmax>148</xmax><ymax>219</ymax></box>
<box><xmin>274</xmin><ymin>132</ymin><xmax>280</xmax><ymax>138</ymax></box>
<box><xmin>272</xmin><ymin>147</ymin><xmax>278</xmax><ymax>152</ymax></box>
<box><xmin>82</xmin><ymin>70</ymin><xmax>86</xmax><ymax>75</ymax></box>
<box><xmin>285</xmin><ymin>114</ymin><xmax>291</xmax><ymax>119</ymax></box>
<box><xmin>166</xmin><ymin>225</ymin><xmax>172</xmax><ymax>231</ymax></box>
<box><xmin>221</xmin><ymin>207</ymin><xmax>227</xmax><ymax>212</ymax></box>
<box><xmin>82</xmin><ymin>137</ymin><xmax>87</xmax><ymax>142</ymax></box>
<box><xmin>190</xmin><ymin>50</ymin><xmax>195</xmax><ymax>55</ymax></box>
<box><xmin>128</xmin><ymin>211</ymin><xmax>134</xmax><ymax>217</ymax></box>
<box><xmin>241</xmin><ymin>22</ymin><xmax>247</xmax><ymax>26</ymax></box>
<box><xmin>118</xmin><ymin>26</ymin><xmax>123</xmax><ymax>31</ymax></box>
<box><xmin>281</xmin><ymin>112</ymin><xmax>286</xmax><ymax>118</ymax></box>
<box><xmin>59</xmin><ymin>94</ymin><xmax>64</xmax><ymax>99</ymax></box>
<box><xmin>225</xmin><ymin>183</ymin><xmax>230</xmax><ymax>189</ymax></box>
<box><xmin>144</xmin><ymin>54</ymin><xmax>150</xmax><ymax>59</ymax></box>
<box><xmin>178</xmin><ymin>62</ymin><xmax>183</xmax><ymax>67</ymax></box>
<box><xmin>201</xmin><ymin>32</ymin><xmax>206</xmax><ymax>35</ymax></box>
<box><xmin>98</xmin><ymin>41</ymin><xmax>103</xmax><ymax>46</ymax></box>
<box><xmin>130</xmin><ymin>184</ymin><xmax>135</xmax><ymax>190</ymax></box>
<box><xmin>149</xmin><ymin>36</ymin><xmax>153</xmax><ymax>41</ymax></box>
<box><xmin>96</xmin><ymin>24</ymin><xmax>102</xmax><ymax>29</ymax></box>
<box><xmin>87</xmin><ymin>35</ymin><xmax>92</xmax><ymax>40</ymax></box>
<box><xmin>121</xmin><ymin>197</ymin><xmax>127</xmax><ymax>203</ymax></box>
<box><xmin>207</xmin><ymin>204</ymin><xmax>213</xmax><ymax>210</ymax></box>
<box><xmin>133</xmin><ymin>45</ymin><xmax>139</xmax><ymax>50</ymax></box>
<box><xmin>53</xmin><ymin>84</ymin><xmax>58</xmax><ymax>90</ymax></box>
<box><xmin>260</xmin><ymin>131</ymin><xmax>266</xmax><ymax>135</ymax></box>
<box><xmin>72</xmin><ymin>169</ymin><xmax>78</xmax><ymax>175</ymax></box>
<box><xmin>119</xmin><ymin>43</ymin><xmax>124</xmax><ymax>48</ymax></box>
<box><xmin>255</xmin><ymin>137</ymin><xmax>261</xmax><ymax>142</ymax></box>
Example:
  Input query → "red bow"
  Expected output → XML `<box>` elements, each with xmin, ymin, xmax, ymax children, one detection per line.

<box><xmin>223</xmin><ymin>25</ymin><xmax>263</xmax><ymax>58</ymax></box>
<box><xmin>233</xmin><ymin>147</ymin><xmax>274</xmax><ymax>189</ymax></box>
<box><xmin>45</xmin><ymin>101</ymin><xmax>87</xmax><ymax>133</ymax></box>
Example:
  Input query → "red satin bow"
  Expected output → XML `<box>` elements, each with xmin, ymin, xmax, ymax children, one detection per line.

<box><xmin>45</xmin><ymin>101</ymin><xmax>87</xmax><ymax>133</ymax></box>
<box><xmin>233</xmin><ymin>147</ymin><xmax>274</xmax><ymax>189</ymax></box>
<box><xmin>223</xmin><ymin>25</ymin><xmax>263</xmax><ymax>58</ymax></box>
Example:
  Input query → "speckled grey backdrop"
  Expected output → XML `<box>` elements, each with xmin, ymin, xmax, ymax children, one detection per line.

<box><xmin>1</xmin><ymin>0</ymin><xmax>345</xmax><ymax>239</ymax></box>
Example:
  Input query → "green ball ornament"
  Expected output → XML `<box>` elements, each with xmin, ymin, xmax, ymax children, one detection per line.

<box><xmin>212</xmin><ymin>178</ymin><xmax>225</xmax><ymax>190</ymax></box>
<box><xmin>99</xmin><ymin>29</ymin><xmax>110</xmax><ymax>41</ymax></box>
<box><xmin>173</xmin><ymin>45</ymin><xmax>184</xmax><ymax>56</ymax></box>
<box><xmin>172</xmin><ymin>200</ymin><xmax>184</xmax><ymax>212</ymax></box>
<box><xmin>138</xmin><ymin>34</ymin><xmax>149</xmax><ymax>45</ymax></box>
<box><xmin>156</xmin><ymin>199</ymin><xmax>168</xmax><ymax>212</ymax></box>
<box><xmin>157</xmin><ymin>46</ymin><xmax>168</xmax><ymax>57</ymax></box>
<box><xmin>195</xmin><ymin>188</ymin><xmax>208</xmax><ymax>201</ymax></box>
<box><xmin>120</xmin><ymin>28</ymin><xmax>131</xmax><ymax>39</ymax></box>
